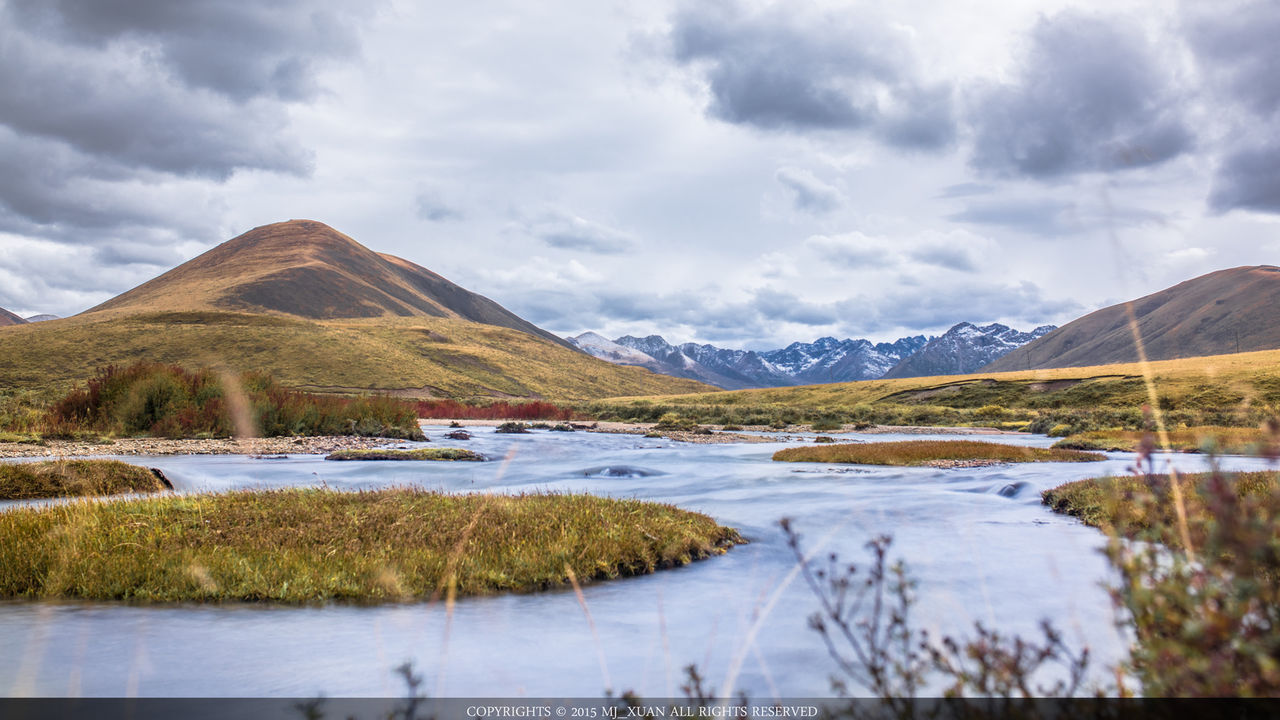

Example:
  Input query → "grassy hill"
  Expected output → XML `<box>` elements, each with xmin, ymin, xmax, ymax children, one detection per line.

<box><xmin>592</xmin><ymin>349</ymin><xmax>1280</xmax><ymax>429</ymax></box>
<box><xmin>0</xmin><ymin>311</ymin><xmax>709</xmax><ymax>400</ymax></box>
<box><xmin>0</xmin><ymin>220</ymin><xmax>710</xmax><ymax>401</ymax></box>
<box><xmin>987</xmin><ymin>265</ymin><xmax>1280</xmax><ymax>371</ymax></box>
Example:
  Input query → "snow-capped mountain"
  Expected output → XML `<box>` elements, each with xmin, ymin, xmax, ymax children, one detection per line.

<box><xmin>569</xmin><ymin>323</ymin><xmax>1053</xmax><ymax>389</ymax></box>
<box><xmin>882</xmin><ymin>323</ymin><xmax>1057</xmax><ymax>379</ymax></box>
<box><xmin>567</xmin><ymin>332</ymin><xmax>657</xmax><ymax>366</ymax></box>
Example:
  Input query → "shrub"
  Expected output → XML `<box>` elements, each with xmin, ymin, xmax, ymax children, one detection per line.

<box><xmin>44</xmin><ymin>363</ymin><xmax>422</xmax><ymax>440</ymax></box>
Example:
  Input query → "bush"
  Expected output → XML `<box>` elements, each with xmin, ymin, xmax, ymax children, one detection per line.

<box><xmin>44</xmin><ymin>363</ymin><xmax>422</xmax><ymax>440</ymax></box>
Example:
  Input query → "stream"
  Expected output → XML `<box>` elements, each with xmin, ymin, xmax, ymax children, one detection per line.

<box><xmin>3</xmin><ymin>426</ymin><xmax>1273</xmax><ymax>698</ymax></box>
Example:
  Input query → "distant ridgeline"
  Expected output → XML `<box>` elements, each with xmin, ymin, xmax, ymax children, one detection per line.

<box><xmin>569</xmin><ymin>323</ymin><xmax>1055</xmax><ymax>390</ymax></box>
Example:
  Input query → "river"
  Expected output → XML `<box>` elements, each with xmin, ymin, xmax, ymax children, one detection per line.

<box><xmin>2</xmin><ymin>426</ymin><xmax>1271</xmax><ymax>698</ymax></box>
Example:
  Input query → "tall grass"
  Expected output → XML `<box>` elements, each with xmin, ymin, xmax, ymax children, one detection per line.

<box><xmin>773</xmin><ymin>440</ymin><xmax>1106</xmax><ymax>466</ymax></box>
<box><xmin>0</xmin><ymin>488</ymin><xmax>743</xmax><ymax>603</ymax></box>
<box><xmin>43</xmin><ymin>363</ymin><xmax>423</xmax><ymax>439</ymax></box>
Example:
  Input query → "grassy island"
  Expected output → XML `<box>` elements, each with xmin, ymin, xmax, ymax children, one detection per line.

<box><xmin>1042</xmin><ymin>471</ymin><xmax>1279</xmax><ymax>542</ymax></box>
<box><xmin>0</xmin><ymin>459</ymin><xmax>170</xmax><ymax>500</ymax></box>
<box><xmin>0</xmin><ymin>488</ymin><xmax>742</xmax><ymax>603</ymax></box>
<box><xmin>773</xmin><ymin>439</ymin><xmax>1106</xmax><ymax>466</ymax></box>
<box><xmin>324</xmin><ymin>448</ymin><xmax>485</xmax><ymax>461</ymax></box>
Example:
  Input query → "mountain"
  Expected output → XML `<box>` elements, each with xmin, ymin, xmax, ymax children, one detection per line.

<box><xmin>985</xmin><ymin>265</ymin><xmax>1280</xmax><ymax>372</ymax></box>
<box><xmin>24</xmin><ymin>314</ymin><xmax>60</xmax><ymax>322</ymax></box>
<box><xmin>571</xmin><ymin>333</ymin><xmax>930</xmax><ymax>390</ymax></box>
<box><xmin>0</xmin><ymin>220</ymin><xmax>710</xmax><ymax>400</ymax></box>
<box><xmin>0</xmin><ymin>308</ymin><xmax>26</xmax><ymax>327</ymax></box>
<box><xmin>87</xmin><ymin>219</ymin><xmax>574</xmax><ymax>350</ymax></box>
<box><xmin>883</xmin><ymin>323</ymin><xmax>1056</xmax><ymax>378</ymax></box>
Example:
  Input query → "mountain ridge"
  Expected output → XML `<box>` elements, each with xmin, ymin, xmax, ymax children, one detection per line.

<box><xmin>985</xmin><ymin>265</ymin><xmax>1280</xmax><ymax>372</ymax></box>
<box><xmin>0</xmin><ymin>308</ymin><xmax>26</xmax><ymax>327</ymax></box>
<box><xmin>570</xmin><ymin>325</ymin><xmax>1048</xmax><ymax>389</ymax></box>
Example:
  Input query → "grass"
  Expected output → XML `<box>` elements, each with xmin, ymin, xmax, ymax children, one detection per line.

<box><xmin>773</xmin><ymin>440</ymin><xmax>1107</xmax><ymax>466</ymax></box>
<box><xmin>1042</xmin><ymin>471</ymin><xmax>1280</xmax><ymax>544</ymax></box>
<box><xmin>0</xmin><ymin>312</ymin><xmax>711</xmax><ymax>401</ymax></box>
<box><xmin>0</xmin><ymin>488</ymin><xmax>742</xmax><ymax>603</ymax></box>
<box><xmin>1051</xmin><ymin>426</ymin><xmax>1271</xmax><ymax>453</ymax></box>
<box><xmin>0</xmin><ymin>459</ymin><xmax>169</xmax><ymax>500</ymax></box>
<box><xmin>592</xmin><ymin>348</ymin><xmax>1280</xmax><ymax>431</ymax></box>
<box><xmin>324</xmin><ymin>448</ymin><xmax>485</xmax><ymax>461</ymax></box>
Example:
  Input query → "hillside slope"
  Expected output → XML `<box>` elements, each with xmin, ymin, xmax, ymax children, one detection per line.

<box><xmin>87</xmin><ymin>219</ymin><xmax>574</xmax><ymax>350</ymax></box>
<box><xmin>987</xmin><ymin>266</ymin><xmax>1280</xmax><ymax>371</ymax></box>
<box><xmin>2</xmin><ymin>221</ymin><xmax>710</xmax><ymax>400</ymax></box>
<box><xmin>0</xmin><ymin>308</ymin><xmax>26</xmax><ymax>327</ymax></box>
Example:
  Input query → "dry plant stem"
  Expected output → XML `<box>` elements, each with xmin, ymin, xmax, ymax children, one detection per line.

<box><xmin>566</xmin><ymin>563</ymin><xmax>613</xmax><ymax>694</ymax></box>
<box><xmin>1123</xmin><ymin>301</ymin><xmax>1196</xmax><ymax>562</ymax></box>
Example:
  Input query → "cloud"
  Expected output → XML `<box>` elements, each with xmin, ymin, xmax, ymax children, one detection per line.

<box><xmin>667</xmin><ymin>0</ymin><xmax>954</xmax><ymax>149</ymax></box>
<box><xmin>948</xmin><ymin>196</ymin><xmax>1168</xmax><ymax>236</ymax></box>
<box><xmin>415</xmin><ymin>192</ymin><xmax>463</xmax><ymax>222</ymax></box>
<box><xmin>1183</xmin><ymin>1</ymin><xmax>1280</xmax><ymax>214</ymax></box>
<box><xmin>0</xmin><ymin>0</ymin><xmax>375</xmax><ymax>280</ymax></box>
<box><xmin>523</xmin><ymin>211</ymin><xmax>635</xmax><ymax>254</ymax></box>
<box><xmin>845</xmin><ymin>281</ymin><xmax>1080</xmax><ymax>336</ymax></box>
<box><xmin>967</xmin><ymin>11</ymin><xmax>1192</xmax><ymax>178</ymax></box>
<box><xmin>804</xmin><ymin>230</ymin><xmax>988</xmax><ymax>272</ymax></box>
<box><xmin>1208</xmin><ymin>140</ymin><xmax>1280</xmax><ymax>213</ymax></box>
<box><xmin>6</xmin><ymin>0</ymin><xmax>369</xmax><ymax>102</ymax></box>
<box><xmin>775</xmin><ymin>167</ymin><xmax>842</xmax><ymax>214</ymax></box>
<box><xmin>1184</xmin><ymin>1</ymin><xmax>1280</xmax><ymax>118</ymax></box>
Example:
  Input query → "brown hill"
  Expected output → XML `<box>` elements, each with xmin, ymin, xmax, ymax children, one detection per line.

<box><xmin>0</xmin><ymin>308</ymin><xmax>25</xmax><ymax>327</ymax></box>
<box><xmin>985</xmin><ymin>265</ymin><xmax>1280</xmax><ymax>371</ymax></box>
<box><xmin>88</xmin><ymin>219</ymin><xmax>574</xmax><ymax>349</ymax></box>
<box><xmin>0</xmin><ymin>220</ymin><xmax>712</xmax><ymax>400</ymax></box>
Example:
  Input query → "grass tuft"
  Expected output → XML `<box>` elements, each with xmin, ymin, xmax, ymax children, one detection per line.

<box><xmin>773</xmin><ymin>439</ymin><xmax>1106</xmax><ymax>466</ymax></box>
<box><xmin>0</xmin><ymin>488</ymin><xmax>742</xmax><ymax>603</ymax></box>
<box><xmin>0</xmin><ymin>459</ymin><xmax>169</xmax><ymax>500</ymax></box>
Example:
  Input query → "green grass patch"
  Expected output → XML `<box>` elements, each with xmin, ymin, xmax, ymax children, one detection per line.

<box><xmin>1042</xmin><ymin>471</ymin><xmax>1280</xmax><ymax>544</ymax></box>
<box><xmin>324</xmin><ymin>448</ymin><xmax>485</xmax><ymax>461</ymax></box>
<box><xmin>0</xmin><ymin>459</ymin><xmax>169</xmax><ymax>500</ymax></box>
<box><xmin>773</xmin><ymin>440</ymin><xmax>1106</xmax><ymax>466</ymax></box>
<box><xmin>0</xmin><ymin>488</ymin><xmax>742</xmax><ymax>603</ymax></box>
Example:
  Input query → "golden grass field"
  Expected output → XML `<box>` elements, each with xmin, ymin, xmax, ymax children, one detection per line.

<box><xmin>0</xmin><ymin>311</ymin><xmax>711</xmax><ymax>401</ymax></box>
<box><xmin>599</xmin><ymin>349</ymin><xmax>1280</xmax><ymax>422</ymax></box>
<box><xmin>773</xmin><ymin>439</ymin><xmax>1106</xmax><ymax>466</ymax></box>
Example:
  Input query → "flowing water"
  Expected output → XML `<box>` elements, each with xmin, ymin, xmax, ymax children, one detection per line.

<box><xmin>2</xmin><ymin>427</ymin><xmax>1272</xmax><ymax>698</ymax></box>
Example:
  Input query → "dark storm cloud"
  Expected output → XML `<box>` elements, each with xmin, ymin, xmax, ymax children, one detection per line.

<box><xmin>0</xmin><ymin>0</ymin><xmax>372</xmax><ymax>248</ymax></box>
<box><xmin>1184</xmin><ymin>1</ymin><xmax>1280</xmax><ymax>118</ymax></box>
<box><xmin>6</xmin><ymin>0</ymin><xmax>366</xmax><ymax>102</ymax></box>
<box><xmin>1183</xmin><ymin>1</ymin><xmax>1280</xmax><ymax>214</ymax></box>
<box><xmin>967</xmin><ymin>12</ymin><xmax>1192</xmax><ymax>178</ymax></box>
<box><xmin>1209</xmin><ymin>141</ymin><xmax>1280</xmax><ymax>214</ymax></box>
<box><xmin>668</xmin><ymin>0</ymin><xmax>955</xmax><ymax>149</ymax></box>
<box><xmin>775</xmin><ymin>168</ymin><xmax>842</xmax><ymax>214</ymax></box>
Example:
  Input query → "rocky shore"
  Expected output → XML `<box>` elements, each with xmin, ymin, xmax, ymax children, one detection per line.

<box><xmin>0</xmin><ymin>435</ymin><xmax>400</xmax><ymax>459</ymax></box>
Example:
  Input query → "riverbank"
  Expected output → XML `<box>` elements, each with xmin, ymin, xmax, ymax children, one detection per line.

<box><xmin>0</xmin><ymin>435</ymin><xmax>401</xmax><ymax>459</ymax></box>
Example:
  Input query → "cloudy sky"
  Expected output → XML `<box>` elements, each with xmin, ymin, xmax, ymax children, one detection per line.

<box><xmin>1</xmin><ymin>0</ymin><xmax>1277</xmax><ymax>349</ymax></box>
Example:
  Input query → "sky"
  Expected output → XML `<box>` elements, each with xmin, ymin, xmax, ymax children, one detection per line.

<box><xmin>0</xmin><ymin>0</ymin><xmax>1277</xmax><ymax>350</ymax></box>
